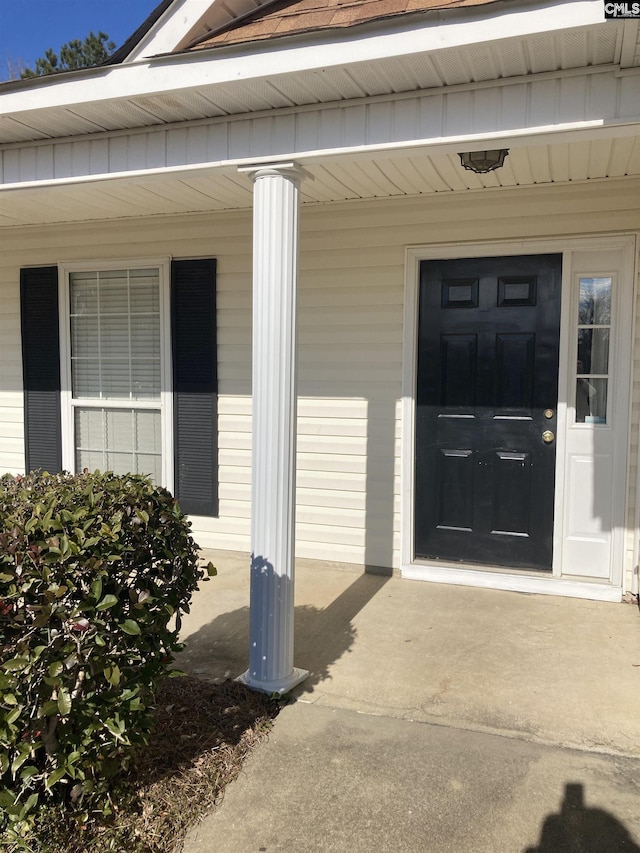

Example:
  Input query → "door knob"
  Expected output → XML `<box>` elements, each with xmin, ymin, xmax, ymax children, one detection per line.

<box><xmin>542</xmin><ymin>430</ymin><xmax>555</xmax><ymax>444</ymax></box>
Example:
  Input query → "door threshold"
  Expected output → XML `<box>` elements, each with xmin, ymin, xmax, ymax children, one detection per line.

<box><xmin>401</xmin><ymin>562</ymin><xmax>622</xmax><ymax>602</ymax></box>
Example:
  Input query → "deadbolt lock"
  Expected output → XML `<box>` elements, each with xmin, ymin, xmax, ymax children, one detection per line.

<box><xmin>544</xmin><ymin>409</ymin><xmax>554</xmax><ymax>419</ymax></box>
<box><xmin>542</xmin><ymin>430</ymin><xmax>555</xmax><ymax>444</ymax></box>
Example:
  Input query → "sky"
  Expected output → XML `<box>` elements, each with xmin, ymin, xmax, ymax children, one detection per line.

<box><xmin>0</xmin><ymin>0</ymin><xmax>162</xmax><ymax>80</ymax></box>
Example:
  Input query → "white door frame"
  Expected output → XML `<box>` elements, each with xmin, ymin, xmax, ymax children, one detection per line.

<box><xmin>400</xmin><ymin>235</ymin><xmax>637</xmax><ymax>602</ymax></box>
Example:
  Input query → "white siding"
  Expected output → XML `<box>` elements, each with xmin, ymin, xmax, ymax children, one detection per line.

<box><xmin>1</xmin><ymin>177</ymin><xmax>639</xmax><ymax>590</ymax></box>
<box><xmin>0</xmin><ymin>267</ymin><xmax>23</xmax><ymax>474</ymax></box>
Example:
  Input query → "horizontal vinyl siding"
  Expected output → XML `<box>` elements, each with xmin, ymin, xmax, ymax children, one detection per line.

<box><xmin>0</xmin><ymin>178</ymin><xmax>639</xmax><ymax>581</ymax></box>
<box><xmin>0</xmin><ymin>275</ymin><xmax>23</xmax><ymax>473</ymax></box>
<box><xmin>297</xmin><ymin>228</ymin><xmax>402</xmax><ymax>568</ymax></box>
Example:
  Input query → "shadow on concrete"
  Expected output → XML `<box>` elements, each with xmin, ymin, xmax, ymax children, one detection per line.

<box><xmin>524</xmin><ymin>783</ymin><xmax>640</xmax><ymax>853</ymax></box>
<box><xmin>177</xmin><ymin>571</ymin><xmax>390</xmax><ymax>690</ymax></box>
<box><xmin>296</xmin><ymin>571</ymin><xmax>390</xmax><ymax>692</ymax></box>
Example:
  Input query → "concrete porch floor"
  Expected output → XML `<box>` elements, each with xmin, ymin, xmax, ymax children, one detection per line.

<box><xmin>179</xmin><ymin>550</ymin><xmax>640</xmax><ymax>852</ymax></box>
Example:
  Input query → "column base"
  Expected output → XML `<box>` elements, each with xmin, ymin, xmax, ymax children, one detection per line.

<box><xmin>236</xmin><ymin>666</ymin><xmax>309</xmax><ymax>696</ymax></box>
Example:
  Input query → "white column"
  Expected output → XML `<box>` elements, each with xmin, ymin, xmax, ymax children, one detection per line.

<box><xmin>238</xmin><ymin>163</ymin><xmax>308</xmax><ymax>694</ymax></box>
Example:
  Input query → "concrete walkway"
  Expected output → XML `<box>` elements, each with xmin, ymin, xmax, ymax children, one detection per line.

<box><xmin>180</xmin><ymin>551</ymin><xmax>640</xmax><ymax>852</ymax></box>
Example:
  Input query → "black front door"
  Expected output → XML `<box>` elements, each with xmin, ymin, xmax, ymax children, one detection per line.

<box><xmin>415</xmin><ymin>254</ymin><xmax>562</xmax><ymax>571</ymax></box>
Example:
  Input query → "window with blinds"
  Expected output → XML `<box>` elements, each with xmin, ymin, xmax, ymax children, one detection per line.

<box><xmin>68</xmin><ymin>268</ymin><xmax>163</xmax><ymax>484</ymax></box>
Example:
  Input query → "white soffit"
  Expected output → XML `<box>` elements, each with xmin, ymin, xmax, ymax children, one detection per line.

<box><xmin>0</xmin><ymin>1</ymin><xmax>632</xmax><ymax>145</ymax></box>
<box><xmin>0</xmin><ymin>26</ymin><xmax>628</xmax><ymax>145</ymax></box>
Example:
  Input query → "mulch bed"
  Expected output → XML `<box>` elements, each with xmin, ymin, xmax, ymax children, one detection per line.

<box><xmin>30</xmin><ymin>677</ymin><xmax>281</xmax><ymax>853</ymax></box>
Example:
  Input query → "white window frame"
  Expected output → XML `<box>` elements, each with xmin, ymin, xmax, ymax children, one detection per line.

<box><xmin>59</xmin><ymin>258</ymin><xmax>173</xmax><ymax>492</ymax></box>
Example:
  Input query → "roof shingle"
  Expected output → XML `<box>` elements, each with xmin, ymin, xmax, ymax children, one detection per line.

<box><xmin>191</xmin><ymin>0</ymin><xmax>503</xmax><ymax>50</ymax></box>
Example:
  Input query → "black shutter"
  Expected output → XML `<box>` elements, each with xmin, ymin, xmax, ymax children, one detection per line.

<box><xmin>20</xmin><ymin>266</ymin><xmax>62</xmax><ymax>474</ymax></box>
<box><xmin>171</xmin><ymin>258</ymin><xmax>218</xmax><ymax>516</ymax></box>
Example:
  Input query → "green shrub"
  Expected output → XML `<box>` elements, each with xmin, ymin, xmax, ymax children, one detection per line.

<box><xmin>0</xmin><ymin>470</ymin><xmax>215</xmax><ymax>844</ymax></box>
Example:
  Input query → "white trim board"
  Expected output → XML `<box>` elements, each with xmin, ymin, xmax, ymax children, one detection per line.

<box><xmin>402</xmin><ymin>564</ymin><xmax>623</xmax><ymax>602</ymax></box>
<box><xmin>401</xmin><ymin>235</ymin><xmax>637</xmax><ymax>599</ymax></box>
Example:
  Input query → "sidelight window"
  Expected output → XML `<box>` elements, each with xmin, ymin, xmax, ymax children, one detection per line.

<box><xmin>575</xmin><ymin>276</ymin><xmax>612</xmax><ymax>425</ymax></box>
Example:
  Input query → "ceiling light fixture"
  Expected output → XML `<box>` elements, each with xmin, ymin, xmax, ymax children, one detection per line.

<box><xmin>459</xmin><ymin>149</ymin><xmax>509</xmax><ymax>174</ymax></box>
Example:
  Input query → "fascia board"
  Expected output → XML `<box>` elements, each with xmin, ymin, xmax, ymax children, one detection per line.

<box><xmin>0</xmin><ymin>0</ymin><xmax>605</xmax><ymax>117</ymax></box>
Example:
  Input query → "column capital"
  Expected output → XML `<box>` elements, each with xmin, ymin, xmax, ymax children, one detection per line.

<box><xmin>238</xmin><ymin>161</ymin><xmax>309</xmax><ymax>184</ymax></box>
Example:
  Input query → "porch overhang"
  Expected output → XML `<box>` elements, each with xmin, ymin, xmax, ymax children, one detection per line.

<box><xmin>1</xmin><ymin>73</ymin><xmax>639</xmax><ymax>226</ymax></box>
<box><xmin>1</xmin><ymin>0</ymin><xmax>638</xmax><ymax>227</ymax></box>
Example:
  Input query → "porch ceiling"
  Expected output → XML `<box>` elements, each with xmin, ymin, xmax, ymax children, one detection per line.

<box><xmin>2</xmin><ymin>136</ymin><xmax>639</xmax><ymax>227</ymax></box>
